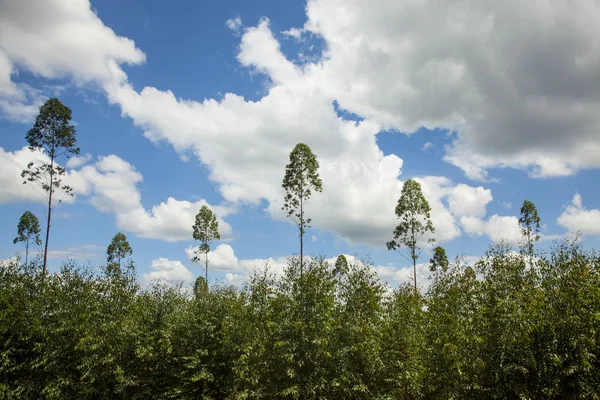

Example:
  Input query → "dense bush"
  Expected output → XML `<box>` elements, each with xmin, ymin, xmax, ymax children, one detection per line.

<box><xmin>1</xmin><ymin>239</ymin><xmax>599</xmax><ymax>399</ymax></box>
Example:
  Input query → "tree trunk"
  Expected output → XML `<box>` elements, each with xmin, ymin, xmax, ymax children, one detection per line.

<box><xmin>205</xmin><ymin>250</ymin><xmax>208</xmax><ymax>287</ymax></box>
<box><xmin>25</xmin><ymin>237</ymin><xmax>29</xmax><ymax>269</ymax></box>
<box><xmin>413</xmin><ymin>256</ymin><xmax>417</xmax><ymax>293</ymax></box>
<box><xmin>300</xmin><ymin>194</ymin><xmax>303</xmax><ymax>276</ymax></box>
<box><xmin>42</xmin><ymin>157</ymin><xmax>54</xmax><ymax>281</ymax></box>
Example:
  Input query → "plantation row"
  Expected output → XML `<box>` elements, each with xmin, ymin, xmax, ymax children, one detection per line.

<box><xmin>1</xmin><ymin>238</ymin><xmax>599</xmax><ymax>399</ymax></box>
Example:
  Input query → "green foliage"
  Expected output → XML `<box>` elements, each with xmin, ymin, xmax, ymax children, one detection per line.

<box><xmin>1</xmin><ymin>239</ymin><xmax>599</xmax><ymax>399</ymax></box>
<box><xmin>193</xmin><ymin>276</ymin><xmax>208</xmax><ymax>299</ymax></box>
<box><xmin>519</xmin><ymin>199</ymin><xmax>541</xmax><ymax>261</ymax></box>
<box><xmin>192</xmin><ymin>205</ymin><xmax>220</xmax><ymax>284</ymax></box>
<box><xmin>282</xmin><ymin>143</ymin><xmax>322</xmax><ymax>271</ymax></box>
<box><xmin>106</xmin><ymin>232</ymin><xmax>133</xmax><ymax>270</ymax></box>
<box><xmin>13</xmin><ymin>211</ymin><xmax>42</xmax><ymax>268</ymax></box>
<box><xmin>21</xmin><ymin>98</ymin><xmax>80</xmax><ymax>278</ymax></box>
<box><xmin>429</xmin><ymin>246</ymin><xmax>449</xmax><ymax>276</ymax></box>
<box><xmin>387</xmin><ymin>179</ymin><xmax>435</xmax><ymax>291</ymax></box>
<box><xmin>333</xmin><ymin>254</ymin><xmax>349</xmax><ymax>277</ymax></box>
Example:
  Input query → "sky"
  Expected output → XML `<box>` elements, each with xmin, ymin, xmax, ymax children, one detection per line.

<box><xmin>1</xmin><ymin>0</ymin><xmax>600</xmax><ymax>288</ymax></box>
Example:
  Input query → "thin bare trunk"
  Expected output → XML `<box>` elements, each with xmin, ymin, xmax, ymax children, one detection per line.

<box><xmin>205</xmin><ymin>250</ymin><xmax>208</xmax><ymax>286</ymax></box>
<box><xmin>42</xmin><ymin>157</ymin><xmax>54</xmax><ymax>281</ymax></box>
<box><xmin>25</xmin><ymin>238</ymin><xmax>29</xmax><ymax>269</ymax></box>
<box><xmin>300</xmin><ymin>194</ymin><xmax>303</xmax><ymax>276</ymax></box>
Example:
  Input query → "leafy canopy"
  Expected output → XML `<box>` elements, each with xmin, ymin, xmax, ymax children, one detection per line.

<box><xmin>518</xmin><ymin>199</ymin><xmax>541</xmax><ymax>258</ymax></box>
<box><xmin>429</xmin><ymin>246</ymin><xmax>449</xmax><ymax>274</ymax></box>
<box><xmin>106</xmin><ymin>232</ymin><xmax>133</xmax><ymax>266</ymax></box>
<box><xmin>387</xmin><ymin>179</ymin><xmax>435</xmax><ymax>260</ymax></box>
<box><xmin>192</xmin><ymin>205</ymin><xmax>220</xmax><ymax>256</ymax></box>
<box><xmin>13</xmin><ymin>211</ymin><xmax>41</xmax><ymax>247</ymax></box>
<box><xmin>281</xmin><ymin>143</ymin><xmax>322</xmax><ymax>237</ymax></box>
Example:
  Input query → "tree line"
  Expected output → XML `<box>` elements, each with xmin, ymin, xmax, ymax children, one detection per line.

<box><xmin>2</xmin><ymin>234</ymin><xmax>599</xmax><ymax>398</ymax></box>
<box><xmin>3</xmin><ymin>97</ymin><xmax>599</xmax><ymax>399</ymax></box>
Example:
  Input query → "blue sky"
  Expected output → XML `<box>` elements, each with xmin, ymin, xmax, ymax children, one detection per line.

<box><xmin>1</xmin><ymin>0</ymin><xmax>600</xmax><ymax>288</ymax></box>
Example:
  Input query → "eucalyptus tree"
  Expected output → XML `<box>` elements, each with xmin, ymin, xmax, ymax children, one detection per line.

<box><xmin>518</xmin><ymin>199</ymin><xmax>541</xmax><ymax>265</ymax></box>
<box><xmin>387</xmin><ymin>179</ymin><xmax>435</xmax><ymax>291</ymax></box>
<box><xmin>429</xmin><ymin>246</ymin><xmax>449</xmax><ymax>279</ymax></box>
<box><xmin>282</xmin><ymin>143</ymin><xmax>322</xmax><ymax>273</ymax></box>
<box><xmin>106</xmin><ymin>232</ymin><xmax>133</xmax><ymax>271</ymax></box>
<box><xmin>333</xmin><ymin>254</ymin><xmax>349</xmax><ymax>277</ymax></box>
<box><xmin>21</xmin><ymin>98</ymin><xmax>80</xmax><ymax>278</ymax></box>
<box><xmin>192</xmin><ymin>205</ymin><xmax>220</xmax><ymax>284</ymax></box>
<box><xmin>13</xmin><ymin>211</ymin><xmax>42</xmax><ymax>268</ymax></box>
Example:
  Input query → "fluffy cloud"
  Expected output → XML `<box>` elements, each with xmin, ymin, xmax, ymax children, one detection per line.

<box><xmin>461</xmin><ymin>214</ymin><xmax>522</xmax><ymax>245</ymax></box>
<box><xmin>184</xmin><ymin>244</ymin><xmax>449</xmax><ymax>291</ymax></box>
<box><xmin>142</xmin><ymin>258</ymin><xmax>194</xmax><ymax>285</ymax></box>
<box><xmin>6</xmin><ymin>0</ymin><xmax>586</xmax><ymax>249</ymax></box>
<box><xmin>0</xmin><ymin>146</ymin><xmax>53</xmax><ymax>204</ymax></box>
<box><xmin>67</xmin><ymin>155</ymin><xmax>234</xmax><ymax>242</ymax></box>
<box><xmin>185</xmin><ymin>243</ymin><xmax>289</xmax><ymax>278</ymax></box>
<box><xmin>104</xmin><ymin>18</ymin><xmax>499</xmax><ymax>248</ymax></box>
<box><xmin>447</xmin><ymin>184</ymin><xmax>493</xmax><ymax>218</ymax></box>
<box><xmin>0</xmin><ymin>0</ymin><xmax>145</xmax><ymax>119</ymax></box>
<box><xmin>300</xmin><ymin>0</ymin><xmax>600</xmax><ymax>179</ymax></box>
<box><xmin>1</xmin><ymin>146</ymin><xmax>233</xmax><ymax>242</ymax></box>
<box><xmin>557</xmin><ymin>193</ymin><xmax>600</xmax><ymax>235</ymax></box>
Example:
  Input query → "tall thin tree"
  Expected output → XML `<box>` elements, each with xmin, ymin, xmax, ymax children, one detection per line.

<box><xmin>13</xmin><ymin>211</ymin><xmax>42</xmax><ymax>268</ymax></box>
<box><xmin>518</xmin><ymin>199</ymin><xmax>541</xmax><ymax>266</ymax></box>
<box><xmin>192</xmin><ymin>205</ymin><xmax>220</xmax><ymax>284</ymax></box>
<box><xmin>387</xmin><ymin>179</ymin><xmax>435</xmax><ymax>292</ymax></box>
<box><xmin>21</xmin><ymin>98</ymin><xmax>79</xmax><ymax>278</ymax></box>
<box><xmin>282</xmin><ymin>143</ymin><xmax>322</xmax><ymax>274</ymax></box>
<box><xmin>106</xmin><ymin>232</ymin><xmax>133</xmax><ymax>275</ymax></box>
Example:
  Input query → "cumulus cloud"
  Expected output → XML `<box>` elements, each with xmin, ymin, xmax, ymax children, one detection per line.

<box><xmin>557</xmin><ymin>193</ymin><xmax>600</xmax><ymax>235</ymax></box>
<box><xmin>66</xmin><ymin>153</ymin><xmax>92</xmax><ymax>169</ymax></box>
<box><xmin>447</xmin><ymin>184</ymin><xmax>493</xmax><ymax>218</ymax></box>
<box><xmin>0</xmin><ymin>0</ymin><xmax>145</xmax><ymax>120</ymax></box>
<box><xmin>299</xmin><ymin>0</ymin><xmax>600</xmax><ymax>179</ymax></box>
<box><xmin>1</xmin><ymin>147</ymin><xmax>233</xmax><ymax>242</ymax></box>
<box><xmin>0</xmin><ymin>146</ymin><xmax>54</xmax><ymax>204</ymax></box>
<box><xmin>8</xmin><ymin>0</ymin><xmax>584</xmax><ymax>249</ymax></box>
<box><xmin>185</xmin><ymin>243</ymin><xmax>289</xmax><ymax>279</ymax></box>
<box><xmin>103</xmin><ymin>17</ymin><xmax>497</xmax><ymax>248</ymax></box>
<box><xmin>67</xmin><ymin>155</ymin><xmax>234</xmax><ymax>242</ymax></box>
<box><xmin>142</xmin><ymin>258</ymin><xmax>194</xmax><ymax>285</ymax></box>
<box><xmin>461</xmin><ymin>214</ymin><xmax>522</xmax><ymax>245</ymax></box>
<box><xmin>183</xmin><ymin>244</ymin><xmax>450</xmax><ymax>291</ymax></box>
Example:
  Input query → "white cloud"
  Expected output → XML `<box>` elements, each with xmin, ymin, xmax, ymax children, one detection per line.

<box><xmin>226</xmin><ymin>17</ymin><xmax>242</xmax><ymax>34</ymax></box>
<box><xmin>298</xmin><ymin>0</ymin><xmax>600</xmax><ymax>179</ymax></box>
<box><xmin>421</xmin><ymin>142</ymin><xmax>433</xmax><ymax>151</ymax></box>
<box><xmin>185</xmin><ymin>243</ymin><xmax>288</xmax><ymax>280</ymax></box>
<box><xmin>0</xmin><ymin>147</ymin><xmax>233</xmax><ymax>242</ymax></box>
<box><xmin>0</xmin><ymin>0</ymin><xmax>145</xmax><ymax>120</ymax></box>
<box><xmin>0</xmin><ymin>146</ymin><xmax>52</xmax><ymax>204</ymax></box>
<box><xmin>503</xmin><ymin>201</ymin><xmax>512</xmax><ymax>209</ymax></box>
<box><xmin>66</xmin><ymin>153</ymin><xmax>92</xmax><ymax>169</ymax></box>
<box><xmin>7</xmin><ymin>0</ymin><xmax>571</xmax><ymax>250</ymax></box>
<box><xmin>282</xmin><ymin>27</ymin><xmax>304</xmax><ymax>40</ymax></box>
<box><xmin>102</xmin><ymin>13</ymin><xmax>507</xmax><ymax>249</ymax></box>
<box><xmin>447</xmin><ymin>184</ymin><xmax>493</xmax><ymax>218</ymax></box>
<box><xmin>557</xmin><ymin>193</ymin><xmax>600</xmax><ymax>235</ymax></box>
<box><xmin>143</xmin><ymin>258</ymin><xmax>194</xmax><ymax>285</ymax></box>
<box><xmin>461</xmin><ymin>214</ymin><xmax>522</xmax><ymax>245</ymax></box>
<box><xmin>67</xmin><ymin>155</ymin><xmax>234</xmax><ymax>242</ymax></box>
